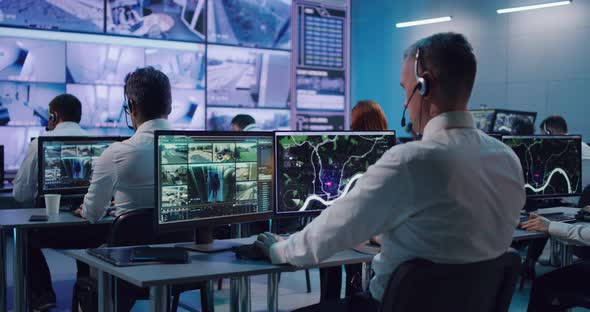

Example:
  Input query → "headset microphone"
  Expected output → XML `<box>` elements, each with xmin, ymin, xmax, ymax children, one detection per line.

<box><xmin>400</xmin><ymin>84</ymin><xmax>420</xmax><ymax>127</ymax></box>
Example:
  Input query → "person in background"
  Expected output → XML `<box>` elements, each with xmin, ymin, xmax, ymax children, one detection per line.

<box><xmin>13</xmin><ymin>94</ymin><xmax>89</xmax><ymax>205</ymax></box>
<box><xmin>231</xmin><ymin>114</ymin><xmax>259</xmax><ymax>131</ymax></box>
<box><xmin>254</xmin><ymin>32</ymin><xmax>525</xmax><ymax>311</ymax></box>
<box><xmin>522</xmin><ymin>213</ymin><xmax>590</xmax><ymax>311</ymax></box>
<box><xmin>319</xmin><ymin>99</ymin><xmax>389</xmax><ymax>301</ymax></box>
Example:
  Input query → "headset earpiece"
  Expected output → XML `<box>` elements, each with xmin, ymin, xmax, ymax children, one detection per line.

<box><xmin>414</xmin><ymin>49</ymin><xmax>429</xmax><ymax>97</ymax></box>
<box><xmin>49</xmin><ymin>112</ymin><xmax>56</xmax><ymax>123</ymax></box>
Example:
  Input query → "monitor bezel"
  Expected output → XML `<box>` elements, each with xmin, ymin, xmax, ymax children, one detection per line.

<box><xmin>154</xmin><ymin>130</ymin><xmax>275</xmax><ymax>233</ymax></box>
<box><xmin>502</xmin><ymin>134</ymin><xmax>583</xmax><ymax>199</ymax></box>
<box><xmin>273</xmin><ymin>130</ymin><xmax>397</xmax><ymax>217</ymax></box>
<box><xmin>37</xmin><ymin>136</ymin><xmax>124</xmax><ymax>197</ymax></box>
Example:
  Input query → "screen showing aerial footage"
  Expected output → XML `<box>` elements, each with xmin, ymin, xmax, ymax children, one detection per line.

<box><xmin>168</xmin><ymin>88</ymin><xmax>205</xmax><ymax>129</ymax></box>
<box><xmin>470</xmin><ymin>110</ymin><xmax>495</xmax><ymax>133</ymax></box>
<box><xmin>145</xmin><ymin>46</ymin><xmax>206</xmax><ymax>89</ymax></box>
<box><xmin>276</xmin><ymin>131</ymin><xmax>396</xmax><ymax>214</ymax></box>
<box><xmin>207</xmin><ymin>0</ymin><xmax>291</xmax><ymax>50</ymax></box>
<box><xmin>296</xmin><ymin>69</ymin><xmax>345</xmax><ymax>111</ymax></box>
<box><xmin>207</xmin><ymin>45</ymin><xmax>290</xmax><ymax>108</ymax></box>
<box><xmin>157</xmin><ymin>134</ymin><xmax>273</xmax><ymax>224</ymax></box>
<box><xmin>207</xmin><ymin>107</ymin><xmax>290</xmax><ymax>131</ymax></box>
<box><xmin>0</xmin><ymin>37</ymin><xmax>66</xmax><ymax>83</ymax></box>
<box><xmin>0</xmin><ymin>81</ymin><xmax>65</xmax><ymax>127</ymax></box>
<box><xmin>503</xmin><ymin>136</ymin><xmax>582</xmax><ymax>198</ymax></box>
<box><xmin>66</xmin><ymin>42</ymin><xmax>145</xmax><ymax>85</ymax></box>
<box><xmin>493</xmin><ymin>111</ymin><xmax>537</xmax><ymax>135</ymax></box>
<box><xmin>0</xmin><ymin>0</ymin><xmax>104</xmax><ymax>33</ymax></box>
<box><xmin>40</xmin><ymin>139</ymin><xmax>118</xmax><ymax>191</ymax></box>
<box><xmin>107</xmin><ymin>0</ymin><xmax>206</xmax><ymax>41</ymax></box>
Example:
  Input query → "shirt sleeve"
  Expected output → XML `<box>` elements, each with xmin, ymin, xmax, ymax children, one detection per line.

<box><xmin>82</xmin><ymin>146</ymin><xmax>116</xmax><ymax>223</ymax></box>
<box><xmin>548</xmin><ymin>222</ymin><xmax>590</xmax><ymax>246</ymax></box>
<box><xmin>12</xmin><ymin>140</ymin><xmax>39</xmax><ymax>204</ymax></box>
<box><xmin>269</xmin><ymin>149</ymin><xmax>413</xmax><ymax>266</ymax></box>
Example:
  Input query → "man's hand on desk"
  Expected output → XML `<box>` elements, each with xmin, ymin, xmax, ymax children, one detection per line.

<box><xmin>73</xmin><ymin>207</ymin><xmax>84</xmax><ymax>219</ymax></box>
<box><xmin>254</xmin><ymin>232</ymin><xmax>284</xmax><ymax>260</ymax></box>
<box><xmin>521</xmin><ymin>213</ymin><xmax>550</xmax><ymax>233</ymax></box>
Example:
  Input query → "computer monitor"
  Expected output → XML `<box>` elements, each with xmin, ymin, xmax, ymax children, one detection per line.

<box><xmin>470</xmin><ymin>109</ymin><xmax>496</xmax><ymax>133</ymax></box>
<box><xmin>37</xmin><ymin>136</ymin><xmax>121</xmax><ymax>206</ymax></box>
<box><xmin>275</xmin><ymin>131</ymin><xmax>397</xmax><ymax>215</ymax></box>
<box><xmin>492</xmin><ymin>110</ymin><xmax>537</xmax><ymax>135</ymax></box>
<box><xmin>0</xmin><ymin>145</ymin><xmax>4</xmax><ymax>188</ymax></box>
<box><xmin>502</xmin><ymin>135</ymin><xmax>582</xmax><ymax>199</ymax></box>
<box><xmin>155</xmin><ymin>131</ymin><xmax>274</xmax><ymax>251</ymax></box>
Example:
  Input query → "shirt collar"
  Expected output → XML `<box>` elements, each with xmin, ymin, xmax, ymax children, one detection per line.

<box><xmin>243</xmin><ymin>124</ymin><xmax>258</xmax><ymax>131</ymax></box>
<box><xmin>422</xmin><ymin>111</ymin><xmax>475</xmax><ymax>140</ymax></box>
<box><xmin>53</xmin><ymin>122</ymin><xmax>82</xmax><ymax>131</ymax></box>
<box><xmin>135</xmin><ymin>118</ymin><xmax>172</xmax><ymax>134</ymax></box>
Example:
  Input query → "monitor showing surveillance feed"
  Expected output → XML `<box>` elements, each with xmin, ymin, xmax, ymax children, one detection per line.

<box><xmin>145</xmin><ymin>46</ymin><xmax>206</xmax><ymax>90</ymax></box>
<box><xmin>156</xmin><ymin>132</ymin><xmax>274</xmax><ymax>226</ymax></box>
<box><xmin>39</xmin><ymin>137</ymin><xmax>120</xmax><ymax>194</ymax></box>
<box><xmin>207</xmin><ymin>0</ymin><xmax>291</xmax><ymax>50</ymax></box>
<box><xmin>275</xmin><ymin>131</ymin><xmax>397</xmax><ymax>214</ymax></box>
<box><xmin>207</xmin><ymin>45</ymin><xmax>290</xmax><ymax>108</ymax></box>
<box><xmin>296</xmin><ymin>69</ymin><xmax>345</xmax><ymax>111</ymax></box>
<box><xmin>492</xmin><ymin>110</ymin><xmax>537</xmax><ymax>135</ymax></box>
<box><xmin>107</xmin><ymin>0</ymin><xmax>205</xmax><ymax>42</ymax></box>
<box><xmin>0</xmin><ymin>37</ymin><xmax>66</xmax><ymax>83</ymax></box>
<box><xmin>0</xmin><ymin>81</ymin><xmax>65</xmax><ymax>127</ymax></box>
<box><xmin>502</xmin><ymin>135</ymin><xmax>582</xmax><ymax>198</ymax></box>
<box><xmin>66</xmin><ymin>42</ymin><xmax>145</xmax><ymax>85</ymax></box>
<box><xmin>206</xmin><ymin>107</ymin><xmax>290</xmax><ymax>131</ymax></box>
<box><xmin>0</xmin><ymin>0</ymin><xmax>104</xmax><ymax>34</ymax></box>
<box><xmin>470</xmin><ymin>109</ymin><xmax>495</xmax><ymax>133</ymax></box>
<box><xmin>168</xmin><ymin>88</ymin><xmax>205</xmax><ymax>130</ymax></box>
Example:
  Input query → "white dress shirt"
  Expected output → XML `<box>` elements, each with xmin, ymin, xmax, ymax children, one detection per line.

<box><xmin>12</xmin><ymin>122</ymin><xmax>89</xmax><ymax>204</ymax></box>
<box><xmin>82</xmin><ymin>119</ymin><xmax>171</xmax><ymax>223</ymax></box>
<box><xmin>549</xmin><ymin>222</ymin><xmax>590</xmax><ymax>246</ymax></box>
<box><xmin>269</xmin><ymin>111</ymin><xmax>526</xmax><ymax>301</ymax></box>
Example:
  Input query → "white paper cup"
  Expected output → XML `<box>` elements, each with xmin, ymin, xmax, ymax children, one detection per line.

<box><xmin>44</xmin><ymin>194</ymin><xmax>61</xmax><ymax>216</ymax></box>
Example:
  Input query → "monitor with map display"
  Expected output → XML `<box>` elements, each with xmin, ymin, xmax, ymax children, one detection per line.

<box><xmin>502</xmin><ymin>135</ymin><xmax>582</xmax><ymax>198</ymax></box>
<box><xmin>275</xmin><ymin>131</ymin><xmax>396</xmax><ymax>214</ymax></box>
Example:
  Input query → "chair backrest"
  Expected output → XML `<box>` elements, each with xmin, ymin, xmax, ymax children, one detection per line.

<box><xmin>379</xmin><ymin>249</ymin><xmax>521</xmax><ymax>312</ymax></box>
<box><xmin>578</xmin><ymin>184</ymin><xmax>590</xmax><ymax>207</ymax></box>
<box><xmin>107</xmin><ymin>208</ymin><xmax>193</xmax><ymax>247</ymax></box>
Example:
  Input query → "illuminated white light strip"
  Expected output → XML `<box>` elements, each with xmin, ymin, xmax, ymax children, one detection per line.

<box><xmin>395</xmin><ymin>16</ymin><xmax>452</xmax><ymax>28</ymax></box>
<box><xmin>497</xmin><ymin>1</ymin><xmax>571</xmax><ymax>14</ymax></box>
<box><xmin>0</xmin><ymin>27</ymin><xmax>203</xmax><ymax>51</ymax></box>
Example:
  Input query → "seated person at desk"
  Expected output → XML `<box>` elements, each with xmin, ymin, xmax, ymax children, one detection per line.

<box><xmin>522</xmin><ymin>213</ymin><xmax>590</xmax><ymax>311</ymax></box>
<box><xmin>27</xmin><ymin>67</ymin><xmax>173</xmax><ymax>311</ymax></box>
<box><xmin>231</xmin><ymin>114</ymin><xmax>259</xmax><ymax>131</ymax></box>
<box><xmin>319</xmin><ymin>99</ymin><xmax>388</xmax><ymax>301</ymax></box>
<box><xmin>12</xmin><ymin>94</ymin><xmax>89</xmax><ymax>205</ymax></box>
<box><xmin>75</xmin><ymin>66</ymin><xmax>173</xmax><ymax>222</ymax></box>
<box><xmin>255</xmin><ymin>32</ymin><xmax>526</xmax><ymax>311</ymax></box>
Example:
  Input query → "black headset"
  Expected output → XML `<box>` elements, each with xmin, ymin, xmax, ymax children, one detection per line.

<box><xmin>401</xmin><ymin>47</ymin><xmax>430</xmax><ymax>127</ymax></box>
<box><xmin>48</xmin><ymin>112</ymin><xmax>56</xmax><ymax>123</ymax></box>
<box><xmin>542</xmin><ymin>122</ymin><xmax>551</xmax><ymax>135</ymax></box>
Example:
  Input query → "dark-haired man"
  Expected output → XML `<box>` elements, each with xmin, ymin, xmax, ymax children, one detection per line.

<box><xmin>231</xmin><ymin>114</ymin><xmax>259</xmax><ymax>131</ymax></box>
<box><xmin>255</xmin><ymin>33</ymin><xmax>526</xmax><ymax>311</ymax></box>
<box><xmin>13</xmin><ymin>93</ymin><xmax>89</xmax><ymax>205</ymax></box>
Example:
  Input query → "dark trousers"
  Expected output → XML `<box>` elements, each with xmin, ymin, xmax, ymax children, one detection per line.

<box><xmin>525</xmin><ymin>237</ymin><xmax>590</xmax><ymax>264</ymax></box>
<box><xmin>528</xmin><ymin>261</ymin><xmax>590</xmax><ymax>311</ymax></box>
<box><xmin>319</xmin><ymin>264</ymin><xmax>364</xmax><ymax>301</ymax></box>
<box><xmin>27</xmin><ymin>225</ymin><xmax>109</xmax><ymax>297</ymax></box>
<box><xmin>294</xmin><ymin>291</ymin><xmax>379</xmax><ymax>312</ymax></box>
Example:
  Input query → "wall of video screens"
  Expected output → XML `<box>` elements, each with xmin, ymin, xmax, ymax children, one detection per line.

<box><xmin>0</xmin><ymin>0</ymin><xmax>350</xmax><ymax>172</ymax></box>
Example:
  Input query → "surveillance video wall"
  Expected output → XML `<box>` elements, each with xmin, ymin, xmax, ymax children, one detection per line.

<box><xmin>0</xmin><ymin>0</ymin><xmax>350</xmax><ymax>172</ymax></box>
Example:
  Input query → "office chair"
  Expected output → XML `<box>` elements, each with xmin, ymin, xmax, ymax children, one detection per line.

<box><xmin>72</xmin><ymin>209</ymin><xmax>213</xmax><ymax>312</ymax></box>
<box><xmin>578</xmin><ymin>184</ymin><xmax>590</xmax><ymax>207</ymax></box>
<box><xmin>379</xmin><ymin>249</ymin><xmax>521</xmax><ymax>312</ymax></box>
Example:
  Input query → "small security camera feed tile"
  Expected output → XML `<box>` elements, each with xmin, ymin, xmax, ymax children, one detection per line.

<box><xmin>66</xmin><ymin>42</ymin><xmax>145</xmax><ymax>85</ymax></box>
<box><xmin>157</xmin><ymin>134</ymin><xmax>274</xmax><ymax>223</ymax></box>
<box><xmin>167</xmin><ymin>88</ymin><xmax>206</xmax><ymax>130</ymax></box>
<box><xmin>66</xmin><ymin>84</ymin><xmax>128</xmax><ymax>128</ymax></box>
<box><xmin>0</xmin><ymin>81</ymin><xmax>65</xmax><ymax>127</ymax></box>
<box><xmin>161</xmin><ymin>185</ymin><xmax>189</xmax><ymax>208</ymax></box>
<box><xmin>0</xmin><ymin>0</ymin><xmax>104</xmax><ymax>34</ymax></box>
<box><xmin>206</xmin><ymin>107</ymin><xmax>290</xmax><ymax>131</ymax></box>
<box><xmin>207</xmin><ymin>0</ymin><xmax>291</xmax><ymax>50</ymax></box>
<box><xmin>296</xmin><ymin>69</ymin><xmax>345</xmax><ymax>111</ymax></box>
<box><xmin>107</xmin><ymin>0</ymin><xmax>205</xmax><ymax>42</ymax></box>
<box><xmin>161</xmin><ymin>143</ymin><xmax>189</xmax><ymax>165</ymax></box>
<box><xmin>41</xmin><ymin>139</ymin><xmax>119</xmax><ymax>191</ymax></box>
<box><xmin>207</xmin><ymin>45</ymin><xmax>290</xmax><ymax>108</ymax></box>
<box><xmin>276</xmin><ymin>131</ymin><xmax>397</xmax><ymax>214</ymax></box>
<box><xmin>145</xmin><ymin>46</ymin><xmax>206</xmax><ymax>90</ymax></box>
<box><xmin>0</xmin><ymin>37</ymin><xmax>66</xmax><ymax>84</ymax></box>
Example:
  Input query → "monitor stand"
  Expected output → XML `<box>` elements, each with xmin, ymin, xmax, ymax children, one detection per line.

<box><xmin>176</xmin><ymin>226</ymin><xmax>244</xmax><ymax>253</ymax></box>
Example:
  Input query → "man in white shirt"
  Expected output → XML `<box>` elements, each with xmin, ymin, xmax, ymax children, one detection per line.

<box><xmin>231</xmin><ymin>114</ymin><xmax>259</xmax><ymax>131</ymax></box>
<box><xmin>28</xmin><ymin>67</ymin><xmax>173</xmax><ymax>311</ymax></box>
<box><xmin>522</xmin><ymin>213</ymin><xmax>590</xmax><ymax>311</ymax></box>
<box><xmin>255</xmin><ymin>32</ymin><xmax>526</xmax><ymax>310</ymax></box>
<box><xmin>12</xmin><ymin>94</ymin><xmax>89</xmax><ymax>205</ymax></box>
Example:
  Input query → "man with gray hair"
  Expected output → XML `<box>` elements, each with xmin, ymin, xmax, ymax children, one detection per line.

<box><xmin>254</xmin><ymin>32</ymin><xmax>526</xmax><ymax>310</ymax></box>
